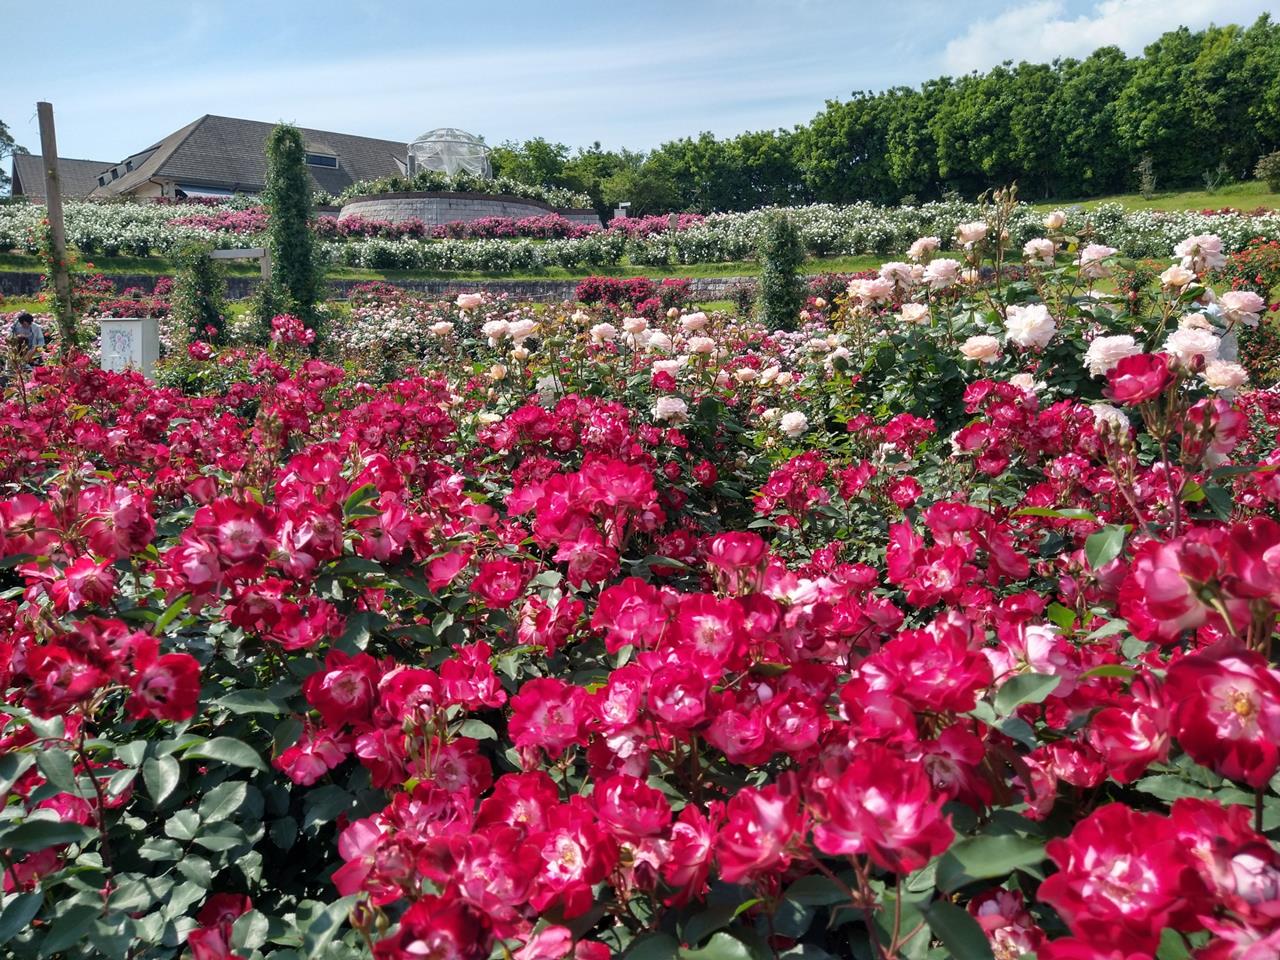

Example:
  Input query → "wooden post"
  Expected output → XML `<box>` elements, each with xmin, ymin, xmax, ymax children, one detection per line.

<box><xmin>36</xmin><ymin>102</ymin><xmax>76</xmax><ymax>355</ymax></box>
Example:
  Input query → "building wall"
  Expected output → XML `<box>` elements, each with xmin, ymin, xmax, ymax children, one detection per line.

<box><xmin>339</xmin><ymin>191</ymin><xmax>601</xmax><ymax>227</ymax></box>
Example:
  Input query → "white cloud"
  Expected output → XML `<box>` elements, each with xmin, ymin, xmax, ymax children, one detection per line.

<box><xmin>943</xmin><ymin>0</ymin><xmax>1278</xmax><ymax>73</ymax></box>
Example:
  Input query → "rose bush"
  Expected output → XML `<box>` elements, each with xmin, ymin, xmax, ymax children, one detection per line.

<box><xmin>1</xmin><ymin>192</ymin><xmax>1280</xmax><ymax>959</ymax></box>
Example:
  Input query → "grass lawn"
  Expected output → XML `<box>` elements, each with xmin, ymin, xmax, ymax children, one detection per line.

<box><xmin>1031</xmin><ymin>180</ymin><xmax>1280</xmax><ymax>213</ymax></box>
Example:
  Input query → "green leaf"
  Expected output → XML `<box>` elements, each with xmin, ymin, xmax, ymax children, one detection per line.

<box><xmin>198</xmin><ymin>780</ymin><xmax>248</xmax><ymax>823</ymax></box>
<box><xmin>35</xmin><ymin>748</ymin><xmax>78</xmax><ymax>793</ymax></box>
<box><xmin>923</xmin><ymin>900</ymin><xmax>994</xmax><ymax>960</ymax></box>
<box><xmin>994</xmin><ymin>672</ymin><xmax>1061</xmax><ymax>716</ymax></box>
<box><xmin>0</xmin><ymin>819</ymin><xmax>95</xmax><ymax>852</ymax></box>
<box><xmin>183</xmin><ymin>737</ymin><xmax>266</xmax><ymax>771</ymax></box>
<box><xmin>682</xmin><ymin>901</ymin><xmax>740</xmax><ymax>947</ymax></box>
<box><xmin>0</xmin><ymin>892</ymin><xmax>42</xmax><ymax>944</ymax></box>
<box><xmin>625</xmin><ymin>933</ymin><xmax>681</xmax><ymax>959</ymax></box>
<box><xmin>298</xmin><ymin>895</ymin><xmax>359</xmax><ymax>959</ymax></box>
<box><xmin>302</xmin><ymin>785</ymin><xmax>353</xmax><ymax>833</ymax></box>
<box><xmin>143</xmin><ymin>755</ymin><xmax>181</xmax><ymax>806</ymax></box>
<box><xmin>1085</xmin><ymin>524</ymin><xmax>1127</xmax><ymax>569</ymax></box>
<box><xmin>1081</xmin><ymin>664</ymin><xmax>1138</xmax><ymax>679</ymax></box>
<box><xmin>1012</xmin><ymin>507</ymin><xmax>1097</xmax><ymax>521</ymax></box>
<box><xmin>215</xmin><ymin>689</ymin><xmax>287</xmax><ymax>716</ymax></box>
<box><xmin>343</xmin><ymin>483</ymin><xmax>380</xmax><ymax>518</ymax></box>
<box><xmin>154</xmin><ymin>593</ymin><xmax>192</xmax><ymax>634</ymax></box>
<box><xmin>458</xmin><ymin>719</ymin><xmax>497</xmax><ymax>741</ymax></box>
<box><xmin>782</xmin><ymin>874</ymin><xmax>850</xmax><ymax>907</ymax></box>
<box><xmin>164</xmin><ymin>809</ymin><xmax>201</xmax><ymax>842</ymax></box>
<box><xmin>679</xmin><ymin>932</ymin><xmax>756</xmax><ymax>960</ymax></box>
<box><xmin>936</xmin><ymin>834</ymin><xmax>1047</xmax><ymax>892</ymax></box>
<box><xmin>233</xmin><ymin>910</ymin><xmax>271</xmax><ymax>951</ymax></box>
<box><xmin>37</xmin><ymin>903</ymin><xmax>99</xmax><ymax>955</ymax></box>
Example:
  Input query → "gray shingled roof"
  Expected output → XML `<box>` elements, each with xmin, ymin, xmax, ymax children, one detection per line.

<box><xmin>92</xmin><ymin>115</ymin><xmax>408</xmax><ymax>198</ymax></box>
<box><xmin>11</xmin><ymin>154</ymin><xmax>114</xmax><ymax>200</ymax></box>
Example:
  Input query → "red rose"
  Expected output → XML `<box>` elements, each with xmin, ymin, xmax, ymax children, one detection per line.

<box><xmin>1104</xmin><ymin>352</ymin><xmax>1175</xmax><ymax>405</ymax></box>
<box><xmin>127</xmin><ymin>651</ymin><xmax>201</xmax><ymax>722</ymax></box>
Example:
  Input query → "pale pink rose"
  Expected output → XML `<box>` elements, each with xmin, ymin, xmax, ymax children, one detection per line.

<box><xmin>622</xmin><ymin>316</ymin><xmax>648</xmax><ymax>334</ymax></box>
<box><xmin>1163</xmin><ymin>327</ymin><xmax>1220</xmax><ymax>368</ymax></box>
<box><xmin>1201</xmin><ymin>360</ymin><xmax>1249</xmax><ymax>390</ymax></box>
<box><xmin>1008</xmin><ymin>373</ymin><xmax>1044</xmax><ymax>393</ymax></box>
<box><xmin>680</xmin><ymin>312</ymin><xmax>709</xmax><ymax>332</ymax></box>
<box><xmin>1174</xmin><ymin>234</ymin><xmax>1226</xmax><ymax>273</ymax></box>
<box><xmin>1074</xmin><ymin>244</ymin><xmax>1117</xmax><ymax>280</ymax></box>
<box><xmin>687</xmin><ymin>336</ymin><xmax>716</xmax><ymax>355</ymax></box>
<box><xmin>899</xmin><ymin>303</ymin><xmax>931</xmax><ymax>325</ymax></box>
<box><xmin>1043</xmin><ymin>210</ymin><xmax>1067</xmax><ymax>230</ymax></box>
<box><xmin>652</xmin><ymin>396</ymin><xmax>688</xmax><ymax>423</ymax></box>
<box><xmin>589</xmin><ymin>322</ymin><xmax>617</xmax><ymax>344</ymax></box>
<box><xmin>481</xmin><ymin>319</ymin><xmax>509</xmax><ymax>346</ymax></box>
<box><xmin>1004</xmin><ymin>303</ymin><xmax>1057</xmax><ymax>350</ymax></box>
<box><xmin>1219</xmin><ymin>290</ymin><xmax>1265</xmax><ymax>328</ymax></box>
<box><xmin>779</xmin><ymin>411</ymin><xmax>809</xmax><ymax>438</ymax></box>
<box><xmin>956</xmin><ymin>221</ymin><xmax>988</xmax><ymax>246</ymax></box>
<box><xmin>1160</xmin><ymin>264</ymin><xmax>1196</xmax><ymax>289</ymax></box>
<box><xmin>960</xmin><ymin>335</ymin><xmax>1002</xmax><ymax>363</ymax></box>
<box><xmin>848</xmin><ymin>277</ymin><xmax>894</xmax><ymax>302</ymax></box>
<box><xmin>878</xmin><ymin>261</ymin><xmax>916</xmax><ymax>290</ymax></box>
<box><xmin>1082</xmin><ymin>334</ymin><xmax>1141</xmax><ymax>376</ymax></box>
<box><xmin>1023</xmin><ymin>238</ymin><xmax>1056</xmax><ymax>264</ymax></box>
<box><xmin>923</xmin><ymin>258</ymin><xmax>962</xmax><ymax>290</ymax></box>
<box><xmin>908</xmin><ymin>236</ymin><xmax>941</xmax><ymax>261</ymax></box>
<box><xmin>429</xmin><ymin>321</ymin><xmax>455</xmax><ymax>337</ymax></box>
<box><xmin>455</xmin><ymin>293</ymin><xmax>483</xmax><ymax>310</ymax></box>
<box><xmin>508</xmin><ymin>319</ymin><xmax>539</xmax><ymax>344</ymax></box>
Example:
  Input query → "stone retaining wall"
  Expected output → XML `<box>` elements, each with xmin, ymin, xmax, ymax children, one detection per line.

<box><xmin>338</xmin><ymin>191</ymin><xmax>601</xmax><ymax>228</ymax></box>
<box><xmin>0</xmin><ymin>271</ymin><xmax>753</xmax><ymax>304</ymax></box>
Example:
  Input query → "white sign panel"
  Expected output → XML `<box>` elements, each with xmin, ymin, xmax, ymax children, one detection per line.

<box><xmin>99</xmin><ymin>318</ymin><xmax>160</xmax><ymax>378</ymax></box>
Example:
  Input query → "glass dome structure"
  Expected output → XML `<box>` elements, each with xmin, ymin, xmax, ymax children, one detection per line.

<box><xmin>408</xmin><ymin>128</ymin><xmax>492</xmax><ymax>178</ymax></box>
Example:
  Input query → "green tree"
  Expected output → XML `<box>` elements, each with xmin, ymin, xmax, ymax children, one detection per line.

<box><xmin>757</xmin><ymin>212</ymin><xmax>806</xmax><ymax>331</ymax></box>
<box><xmin>1</xmin><ymin>118</ymin><xmax>29</xmax><ymax>194</ymax></box>
<box><xmin>171</xmin><ymin>243</ymin><xmax>228</xmax><ymax>344</ymax></box>
<box><xmin>801</xmin><ymin>92</ymin><xmax>896</xmax><ymax>203</ymax></box>
<box><xmin>264</xmin><ymin>124</ymin><xmax>321</xmax><ymax>329</ymax></box>
<box><xmin>489</xmin><ymin>138</ymin><xmax>571</xmax><ymax>187</ymax></box>
<box><xmin>1048</xmin><ymin>48</ymin><xmax>1135</xmax><ymax>197</ymax></box>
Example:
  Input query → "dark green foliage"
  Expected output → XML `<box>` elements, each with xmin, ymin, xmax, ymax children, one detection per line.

<box><xmin>264</xmin><ymin>124</ymin><xmax>320</xmax><ymax>329</ymax></box>
<box><xmin>1257</xmin><ymin>150</ymin><xmax>1280</xmax><ymax>191</ymax></box>
<box><xmin>171</xmin><ymin>243</ymin><xmax>227</xmax><ymax>344</ymax></box>
<box><xmin>247</xmin><ymin>278</ymin><xmax>287</xmax><ymax>345</ymax></box>
<box><xmin>757</xmin><ymin>214</ymin><xmax>805</xmax><ymax>331</ymax></box>
<box><xmin>486</xmin><ymin>15</ymin><xmax>1280</xmax><ymax>212</ymax></box>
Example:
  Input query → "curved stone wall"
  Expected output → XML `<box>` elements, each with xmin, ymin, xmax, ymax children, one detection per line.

<box><xmin>338</xmin><ymin>191</ymin><xmax>601</xmax><ymax>227</ymax></box>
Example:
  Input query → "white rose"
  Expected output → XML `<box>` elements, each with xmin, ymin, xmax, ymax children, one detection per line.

<box><xmin>571</xmin><ymin>310</ymin><xmax>591</xmax><ymax>325</ymax></box>
<box><xmin>1091</xmin><ymin>403</ymin><xmax>1129</xmax><ymax>432</ymax></box>
<box><xmin>652</xmin><ymin>396</ymin><xmax>689</xmax><ymax>423</ymax></box>
<box><xmin>1043</xmin><ymin>210</ymin><xmax>1067</xmax><ymax>230</ymax></box>
<box><xmin>1008</xmin><ymin>373</ymin><xmax>1045</xmax><ymax>393</ymax></box>
<box><xmin>907</xmin><ymin>236</ymin><xmax>941</xmax><ymax>261</ymax></box>
<box><xmin>956</xmin><ymin>221</ymin><xmax>988</xmax><ymax>246</ymax></box>
<box><xmin>779</xmin><ymin>411</ymin><xmax>809</xmax><ymax>438</ymax></box>
<box><xmin>1163</xmin><ymin>327</ymin><xmax>1220</xmax><ymax>368</ymax></box>
<box><xmin>1179</xmin><ymin>312</ymin><xmax>1214</xmax><ymax>331</ymax></box>
<box><xmin>899</xmin><ymin>303</ymin><xmax>931</xmax><ymax>325</ymax></box>
<box><xmin>1082</xmin><ymin>334</ymin><xmax>1141</xmax><ymax>376</ymax></box>
<box><xmin>960</xmin><ymin>335</ymin><xmax>1002</xmax><ymax>363</ymax></box>
<box><xmin>1201</xmin><ymin>360</ymin><xmax>1249</xmax><ymax>390</ymax></box>
<box><xmin>1004</xmin><ymin>303</ymin><xmax>1057</xmax><ymax>350</ymax></box>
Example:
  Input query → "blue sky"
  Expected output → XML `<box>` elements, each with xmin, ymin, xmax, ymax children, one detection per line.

<box><xmin>4</xmin><ymin>0</ymin><xmax>1278</xmax><ymax>164</ymax></box>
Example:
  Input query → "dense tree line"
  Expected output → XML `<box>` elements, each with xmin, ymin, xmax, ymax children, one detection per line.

<box><xmin>491</xmin><ymin>17</ymin><xmax>1280</xmax><ymax>216</ymax></box>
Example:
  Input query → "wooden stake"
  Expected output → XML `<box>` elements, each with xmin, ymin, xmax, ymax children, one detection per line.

<box><xmin>36</xmin><ymin>102</ymin><xmax>76</xmax><ymax>354</ymax></box>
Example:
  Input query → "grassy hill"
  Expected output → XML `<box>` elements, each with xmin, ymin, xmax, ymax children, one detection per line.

<box><xmin>1032</xmin><ymin>180</ymin><xmax>1280</xmax><ymax>213</ymax></box>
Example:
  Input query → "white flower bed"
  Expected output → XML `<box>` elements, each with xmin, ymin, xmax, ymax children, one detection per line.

<box><xmin>4</xmin><ymin>197</ymin><xmax>1280</xmax><ymax>271</ymax></box>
